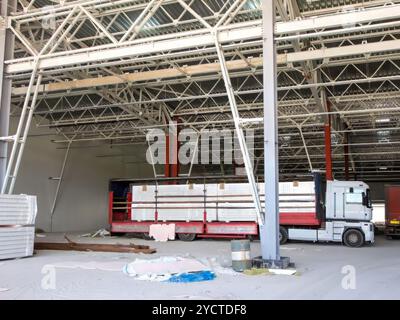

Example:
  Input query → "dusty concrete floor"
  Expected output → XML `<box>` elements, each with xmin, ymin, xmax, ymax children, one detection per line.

<box><xmin>0</xmin><ymin>233</ymin><xmax>399</xmax><ymax>300</ymax></box>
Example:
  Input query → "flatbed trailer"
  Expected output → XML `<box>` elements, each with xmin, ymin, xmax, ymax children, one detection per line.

<box><xmin>109</xmin><ymin>175</ymin><xmax>374</xmax><ymax>247</ymax></box>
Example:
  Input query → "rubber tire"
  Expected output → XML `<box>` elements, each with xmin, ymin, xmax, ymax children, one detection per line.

<box><xmin>279</xmin><ymin>226</ymin><xmax>288</xmax><ymax>245</ymax></box>
<box><xmin>177</xmin><ymin>233</ymin><xmax>196</xmax><ymax>241</ymax></box>
<box><xmin>343</xmin><ymin>229</ymin><xmax>364</xmax><ymax>248</ymax></box>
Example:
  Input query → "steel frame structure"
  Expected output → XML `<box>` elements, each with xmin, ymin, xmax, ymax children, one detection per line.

<box><xmin>2</xmin><ymin>0</ymin><xmax>400</xmax><ymax>190</ymax></box>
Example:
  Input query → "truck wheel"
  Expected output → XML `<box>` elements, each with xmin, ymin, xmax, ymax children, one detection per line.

<box><xmin>177</xmin><ymin>233</ymin><xmax>196</xmax><ymax>241</ymax></box>
<box><xmin>343</xmin><ymin>229</ymin><xmax>364</xmax><ymax>248</ymax></box>
<box><xmin>279</xmin><ymin>226</ymin><xmax>288</xmax><ymax>245</ymax></box>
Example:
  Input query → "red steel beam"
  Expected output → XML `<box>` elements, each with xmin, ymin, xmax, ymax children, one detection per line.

<box><xmin>108</xmin><ymin>191</ymin><xmax>114</xmax><ymax>225</ymax></box>
<box><xmin>126</xmin><ymin>192</ymin><xmax>132</xmax><ymax>220</ymax></box>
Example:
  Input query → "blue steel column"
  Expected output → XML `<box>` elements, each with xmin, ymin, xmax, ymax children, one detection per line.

<box><xmin>260</xmin><ymin>0</ymin><xmax>280</xmax><ymax>261</ymax></box>
<box><xmin>0</xmin><ymin>1</ymin><xmax>16</xmax><ymax>189</ymax></box>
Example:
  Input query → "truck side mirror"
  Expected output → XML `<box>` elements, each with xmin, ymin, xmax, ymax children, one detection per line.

<box><xmin>362</xmin><ymin>192</ymin><xmax>367</xmax><ymax>206</ymax></box>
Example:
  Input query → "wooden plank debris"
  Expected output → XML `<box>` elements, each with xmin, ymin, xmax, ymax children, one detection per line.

<box><xmin>34</xmin><ymin>235</ymin><xmax>156</xmax><ymax>254</ymax></box>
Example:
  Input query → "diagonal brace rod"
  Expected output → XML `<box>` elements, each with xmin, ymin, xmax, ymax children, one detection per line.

<box><xmin>214</xmin><ymin>33</ymin><xmax>264</xmax><ymax>226</ymax></box>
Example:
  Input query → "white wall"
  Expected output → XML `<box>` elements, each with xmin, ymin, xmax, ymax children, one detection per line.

<box><xmin>10</xmin><ymin>118</ymin><xmax>153</xmax><ymax>232</ymax></box>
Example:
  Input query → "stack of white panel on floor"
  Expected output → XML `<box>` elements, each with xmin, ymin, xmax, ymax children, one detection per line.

<box><xmin>0</xmin><ymin>195</ymin><xmax>37</xmax><ymax>260</ymax></box>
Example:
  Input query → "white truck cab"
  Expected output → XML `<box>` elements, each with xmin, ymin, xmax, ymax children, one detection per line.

<box><xmin>287</xmin><ymin>180</ymin><xmax>374</xmax><ymax>247</ymax></box>
<box><xmin>326</xmin><ymin>180</ymin><xmax>372</xmax><ymax>222</ymax></box>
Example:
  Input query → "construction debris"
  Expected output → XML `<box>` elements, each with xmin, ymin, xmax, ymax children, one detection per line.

<box><xmin>243</xmin><ymin>267</ymin><xmax>298</xmax><ymax>276</ymax></box>
<box><xmin>243</xmin><ymin>268</ymin><xmax>271</xmax><ymax>276</ymax></box>
<box><xmin>168</xmin><ymin>271</ymin><xmax>215</xmax><ymax>283</ymax></box>
<box><xmin>79</xmin><ymin>228</ymin><xmax>111</xmax><ymax>238</ymax></box>
<box><xmin>34</xmin><ymin>235</ymin><xmax>156</xmax><ymax>254</ymax></box>
<box><xmin>197</xmin><ymin>257</ymin><xmax>241</xmax><ymax>276</ymax></box>
<box><xmin>49</xmin><ymin>261</ymin><xmax>126</xmax><ymax>272</ymax></box>
<box><xmin>123</xmin><ymin>256</ymin><xmax>211</xmax><ymax>281</ymax></box>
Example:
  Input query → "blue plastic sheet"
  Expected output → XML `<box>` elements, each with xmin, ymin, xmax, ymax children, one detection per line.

<box><xmin>167</xmin><ymin>271</ymin><xmax>216</xmax><ymax>283</ymax></box>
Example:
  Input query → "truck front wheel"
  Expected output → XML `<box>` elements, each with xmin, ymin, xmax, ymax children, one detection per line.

<box><xmin>279</xmin><ymin>226</ymin><xmax>288</xmax><ymax>245</ymax></box>
<box><xmin>343</xmin><ymin>229</ymin><xmax>364</xmax><ymax>248</ymax></box>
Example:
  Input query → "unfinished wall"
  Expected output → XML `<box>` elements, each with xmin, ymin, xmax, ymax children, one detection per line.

<box><xmin>10</xmin><ymin>118</ymin><xmax>153</xmax><ymax>232</ymax></box>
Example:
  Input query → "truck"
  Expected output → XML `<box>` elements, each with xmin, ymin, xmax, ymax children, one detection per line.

<box><xmin>384</xmin><ymin>185</ymin><xmax>400</xmax><ymax>239</ymax></box>
<box><xmin>109</xmin><ymin>174</ymin><xmax>374</xmax><ymax>247</ymax></box>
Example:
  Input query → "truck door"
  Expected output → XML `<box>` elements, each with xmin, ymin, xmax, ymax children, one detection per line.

<box><xmin>343</xmin><ymin>187</ymin><xmax>366</xmax><ymax>221</ymax></box>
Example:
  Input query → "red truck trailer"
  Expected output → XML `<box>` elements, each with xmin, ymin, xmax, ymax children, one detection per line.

<box><xmin>108</xmin><ymin>174</ymin><xmax>374</xmax><ymax>247</ymax></box>
<box><xmin>384</xmin><ymin>185</ymin><xmax>400</xmax><ymax>238</ymax></box>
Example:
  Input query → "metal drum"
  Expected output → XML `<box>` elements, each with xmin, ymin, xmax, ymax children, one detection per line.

<box><xmin>231</xmin><ymin>239</ymin><xmax>251</xmax><ymax>272</ymax></box>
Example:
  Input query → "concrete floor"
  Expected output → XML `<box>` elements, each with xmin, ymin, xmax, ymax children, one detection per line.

<box><xmin>0</xmin><ymin>233</ymin><xmax>399</xmax><ymax>300</ymax></box>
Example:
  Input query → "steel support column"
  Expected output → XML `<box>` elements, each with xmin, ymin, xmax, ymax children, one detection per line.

<box><xmin>0</xmin><ymin>1</ymin><xmax>16</xmax><ymax>189</ymax></box>
<box><xmin>257</xmin><ymin>0</ymin><xmax>288</xmax><ymax>267</ymax></box>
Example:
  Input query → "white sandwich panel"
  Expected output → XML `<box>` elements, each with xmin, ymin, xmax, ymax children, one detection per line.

<box><xmin>204</xmin><ymin>184</ymin><xmax>218</xmax><ymax>221</ymax></box>
<box><xmin>278</xmin><ymin>181</ymin><xmax>315</xmax><ymax>194</ymax></box>
<box><xmin>0</xmin><ymin>195</ymin><xmax>37</xmax><ymax>260</ymax></box>
<box><xmin>0</xmin><ymin>195</ymin><xmax>37</xmax><ymax>225</ymax></box>
<box><xmin>131</xmin><ymin>185</ymin><xmax>156</xmax><ymax>221</ymax></box>
<box><xmin>0</xmin><ymin>226</ymin><xmax>35</xmax><ymax>260</ymax></box>
<box><xmin>156</xmin><ymin>184</ymin><xmax>205</xmax><ymax>221</ymax></box>
<box><xmin>130</xmin><ymin>181</ymin><xmax>317</xmax><ymax>223</ymax></box>
<box><xmin>261</xmin><ymin>181</ymin><xmax>316</xmax><ymax>214</ymax></box>
<box><xmin>217</xmin><ymin>183</ymin><xmax>257</xmax><ymax>222</ymax></box>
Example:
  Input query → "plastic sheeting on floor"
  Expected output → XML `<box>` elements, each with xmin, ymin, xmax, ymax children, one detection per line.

<box><xmin>168</xmin><ymin>271</ymin><xmax>216</xmax><ymax>283</ymax></box>
<box><xmin>123</xmin><ymin>256</ymin><xmax>214</xmax><ymax>282</ymax></box>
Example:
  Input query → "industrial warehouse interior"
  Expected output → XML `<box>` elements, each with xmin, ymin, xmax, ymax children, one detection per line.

<box><xmin>1</xmin><ymin>0</ymin><xmax>400</xmax><ymax>303</ymax></box>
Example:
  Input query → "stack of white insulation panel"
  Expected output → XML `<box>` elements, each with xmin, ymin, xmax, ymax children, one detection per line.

<box><xmin>131</xmin><ymin>181</ymin><xmax>316</xmax><ymax>222</ymax></box>
<box><xmin>0</xmin><ymin>195</ymin><xmax>37</xmax><ymax>260</ymax></box>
